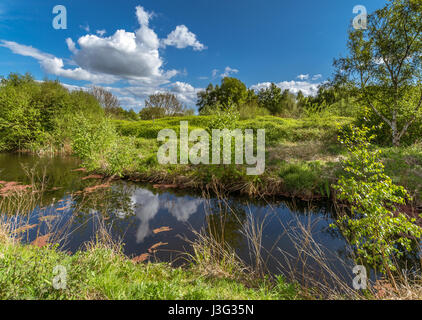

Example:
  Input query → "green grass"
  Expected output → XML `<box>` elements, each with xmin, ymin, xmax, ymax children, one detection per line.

<box><xmin>381</xmin><ymin>143</ymin><xmax>422</xmax><ymax>203</ymax></box>
<box><xmin>105</xmin><ymin>115</ymin><xmax>422</xmax><ymax>202</ymax></box>
<box><xmin>0</xmin><ymin>240</ymin><xmax>298</xmax><ymax>300</ymax></box>
<box><xmin>113</xmin><ymin>115</ymin><xmax>351</xmax><ymax>146</ymax></box>
<box><xmin>109</xmin><ymin>115</ymin><xmax>352</xmax><ymax>199</ymax></box>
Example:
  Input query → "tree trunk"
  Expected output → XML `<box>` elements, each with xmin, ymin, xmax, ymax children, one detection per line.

<box><xmin>392</xmin><ymin>132</ymin><xmax>401</xmax><ymax>147</ymax></box>
<box><xmin>391</xmin><ymin>111</ymin><xmax>400</xmax><ymax>147</ymax></box>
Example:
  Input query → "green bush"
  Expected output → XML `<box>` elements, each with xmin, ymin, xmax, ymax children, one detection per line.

<box><xmin>332</xmin><ymin>125</ymin><xmax>422</xmax><ymax>274</ymax></box>
<box><xmin>71</xmin><ymin>115</ymin><xmax>137</xmax><ymax>176</ymax></box>
<box><xmin>0</xmin><ymin>73</ymin><xmax>103</xmax><ymax>153</ymax></box>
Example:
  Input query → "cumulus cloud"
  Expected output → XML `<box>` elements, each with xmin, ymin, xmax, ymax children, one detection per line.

<box><xmin>163</xmin><ymin>25</ymin><xmax>206</xmax><ymax>51</ymax></box>
<box><xmin>0</xmin><ymin>6</ymin><xmax>202</xmax><ymax>86</ymax></box>
<box><xmin>67</xmin><ymin>6</ymin><xmax>168</xmax><ymax>81</ymax></box>
<box><xmin>65</xmin><ymin>38</ymin><xmax>77</xmax><ymax>54</ymax></box>
<box><xmin>251</xmin><ymin>80</ymin><xmax>321</xmax><ymax>96</ymax></box>
<box><xmin>220</xmin><ymin>66</ymin><xmax>239</xmax><ymax>78</ymax></box>
<box><xmin>0</xmin><ymin>5</ymin><xmax>208</xmax><ymax>107</ymax></box>
<box><xmin>0</xmin><ymin>40</ymin><xmax>116</xmax><ymax>83</ymax></box>
<box><xmin>170</xmin><ymin>81</ymin><xmax>202</xmax><ymax>105</ymax></box>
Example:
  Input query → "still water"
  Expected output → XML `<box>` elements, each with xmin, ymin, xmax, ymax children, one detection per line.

<box><xmin>0</xmin><ymin>153</ymin><xmax>356</xmax><ymax>285</ymax></box>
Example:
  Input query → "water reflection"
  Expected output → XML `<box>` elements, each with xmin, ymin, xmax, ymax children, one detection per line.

<box><xmin>164</xmin><ymin>197</ymin><xmax>203</xmax><ymax>222</ymax></box>
<box><xmin>1</xmin><ymin>153</ymin><xmax>356</xmax><ymax>283</ymax></box>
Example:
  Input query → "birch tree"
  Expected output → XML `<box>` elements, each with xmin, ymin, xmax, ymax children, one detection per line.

<box><xmin>334</xmin><ymin>0</ymin><xmax>422</xmax><ymax>146</ymax></box>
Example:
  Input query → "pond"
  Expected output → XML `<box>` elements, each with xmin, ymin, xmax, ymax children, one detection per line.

<box><xmin>0</xmin><ymin>153</ymin><xmax>357</xmax><ymax>287</ymax></box>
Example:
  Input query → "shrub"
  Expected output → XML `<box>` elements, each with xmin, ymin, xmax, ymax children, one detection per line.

<box><xmin>332</xmin><ymin>125</ymin><xmax>422</xmax><ymax>275</ymax></box>
<box><xmin>71</xmin><ymin>115</ymin><xmax>137</xmax><ymax>176</ymax></box>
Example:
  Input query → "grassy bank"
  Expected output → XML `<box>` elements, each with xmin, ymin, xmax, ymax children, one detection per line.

<box><xmin>110</xmin><ymin>115</ymin><xmax>351</xmax><ymax>200</ymax></box>
<box><xmin>0</xmin><ymin>230</ymin><xmax>298</xmax><ymax>300</ymax></box>
<box><xmin>110</xmin><ymin>116</ymin><xmax>422</xmax><ymax>204</ymax></box>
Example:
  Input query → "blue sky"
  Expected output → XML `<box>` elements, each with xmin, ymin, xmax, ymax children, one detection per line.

<box><xmin>0</xmin><ymin>0</ymin><xmax>387</xmax><ymax>111</ymax></box>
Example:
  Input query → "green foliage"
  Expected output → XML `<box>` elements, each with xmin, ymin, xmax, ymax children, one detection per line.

<box><xmin>256</xmin><ymin>83</ymin><xmax>303</xmax><ymax>117</ymax></box>
<box><xmin>300</xmin><ymin>85</ymin><xmax>360</xmax><ymax>118</ymax></box>
<box><xmin>71</xmin><ymin>115</ymin><xmax>137</xmax><ymax>176</ymax></box>
<box><xmin>0</xmin><ymin>78</ymin><xmax>44</xmax><ymax>151</ymax></box>
<box><xmin>139</xmin><ymin>105</ymin><xmax>167</xmax><ymax>120</ymax></box>
<box><xmin>0</xmin><ymin>73</ymin><xmax>103</xmax><ymax>153</ymax></box>
<box><xmin>197</xmin><ymin>77</ymin><xmax>256</xmax><ymax>114</ymax></box>
<box><xmin>332</xmin><ymin>125</ymin><xmax>422</xmax><ymax>273</ymax></box>
<box><xmin>114</xmin><ymin>115</ymin><xmax>210</xmax><ymax>139</ymax></box>
<box><xmin>0</xmin><ymin>241</ymin><xmax>298</xmax><ymax>300</ymax></box>
<box><xmin>355</xmin><ymin>86</ymin><xmax>422</xmax><ymax>146</ymax></box>
<box><xmin>206</xmin><ymin>104</ymin><xmax>240</xmax><ymax>132</ymax></box>
<box><xmin>238</xmin><ymin>101</ymin><xmax>270</xmax><ymax>119</ymax></box>
<box><xmin>334</xmin><ymin>0</ymin><xmax>422</xmax><ymax>146</ymax></box>
<box><xmin>140</xmin><ymin>93</ymin><xmax>192</xmax><ymax>120</ymax></box>
<box><xmin>278</xmin><ymin>161</ymin><xmax>325</xmax><ymax>195</ymax></box>
<box><xmin>380</xmin><ymin>143</ymin><xmax>422</xmax><ymax>203</ymax></box>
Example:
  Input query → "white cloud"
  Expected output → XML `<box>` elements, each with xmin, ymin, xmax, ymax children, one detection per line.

<box><xmin>0</xmin><ymin>40</ymin><xmax>116</xmax><ymax>83</ymax></box>
<box><xmin>131</xmin><ymin>189</ymin><xmax>160</xmax><ymax>243</ymax></box>
<box><xmin>67</xmin><ymin>6</ymin><xmax>167</xmax><ymax>81</ymax></box>
<box><xmin>162</xmin><ymin>25</ymin><xmax>206</xmax><ymax>51</ymax></box>
<box><xmin>164</xmin><ymin>197</ymin><xmax>203</xmax><ymax>222</ymax></box>
<box><xmin>80</xmin><ymin>24</ymin><xmax>90</xmax><ymax>32</ymax></box>
<box><xmin>252</xmin><ymin>73</ymin><xmax>324</xmax><ymax>96</ymax></box>
<box><xmin>0</xmin><ymin>40</ymin><xmax>53</xmax><ymax>61</ymax></box>
<box><xmin>297</xmin><ymin>74</ymin><xmax>309</xmax><ymax>80</ymax></box>
<box><xmin>1</xmin><ymin>5</ymin><xmax>208</xmax><ymax>105</ymax></box>
<box><xmin>96</xmin><ymin>29</ymin><xmax>107</xmax><ymax>37</ymax></box>
<box><xmin>221</xmin><ymin>66</ymin><xmax>239</xmax><ymax>78</ymax></box>
<box><xmin>171</xmin><ymin>81</ymin><xmax>195</xmax><ymax>94</ymax></box>
<box><xmin>211</xmin><ymin>69</ymin><xmax>219</xmax><ymax>78</ymax></box>
<box><xmin>0</xmin><ymin>5</ymin><xmax>202</xmax><ymax>85</ymax></box>
<box><xmin>61</xmin><ymin>83</ymin><xmax>88</xmax><ymax>92</ymax></box>
<box><xmin>65</xmin><ymin>38</ymin><xmax>77</xmax><ymax>54</ymax></box>
<box><xmin>136</xmin><ymin>5</ymin><xmax>153</xmax><ymax>26</ymax></box>
<box><xmin>108</xmin><ymin>80</ymin><xmax>202</xmax><ymax>111</ymax></box>
<box><xmin>171</xmin><ymin>81</ymin><xmax>202</xmax><ymax>105</ymax></box>
<box><xmin>251</xmin><ymin>80</ymin><xmax>321</xmax><ymax>96</ymax></box>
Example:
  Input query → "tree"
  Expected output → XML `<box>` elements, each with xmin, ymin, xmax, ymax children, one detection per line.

<box><xmin>197</xmin><ymin>84</ymin><xmax>220</xmax><ymax>113</ymax></box>
<box><xmin>90</xmin><ymin>86</ymin><xmax>121</xmax><ymax>116</ymax></box>
<box><xmin>197</xmin><ymin>77</ymin><xmax>254</xmax><ymax>113</ymax></box>
<box><xmin>0</xmin><ymin>73</ymin><xmax>104</xmax><ymax>152</ymax></box>
<box><xmin>256</xmin><ymin>84</ymin><xmax>301</xmax><ymax>116</ymax></box>
<box><xmin>144</xmin><ymin>92</ymin><xmax>187</xmax><ymax>117</ymax></box>
<box><xmin>126</xmin><ymin>109</ymin><xmax>139</xmax><ymax>121</ymax></box>
<box><xmin>139</xmin><ymin>106</ymin><xmax>166</xmax><ymax>120</ymax></box>
<box><xmin>218</xmin><ymin>77</ymin><xmax>249</xmax><ymax>107</ymax></box>
<box><xmin>334</xmin><ymin>0</ymin><xmax>422</xmax><ymax>146</ymax></box>
<box><xmin>257</xmin><ymin>83</ymin><xmax>284</xmax><ymax>115</ymax></box>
